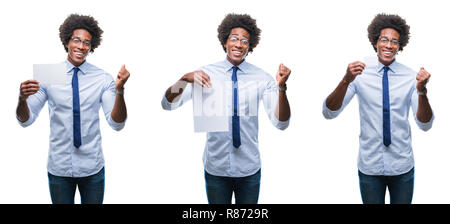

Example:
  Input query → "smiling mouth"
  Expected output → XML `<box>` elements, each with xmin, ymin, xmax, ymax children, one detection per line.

<box><xmin>381</xmin><ymin>50</ymin><xmax>394</xmax><ymax>57</ymax></box>
<box><xmin>231</xmin><ymin>50</ymin><xmax>243</xmax><ymax>57</ymax></box>
<box><xmin>74</xmin><ymin>51</ymin><xmax>86</xmax><ymax>58</ymax></box>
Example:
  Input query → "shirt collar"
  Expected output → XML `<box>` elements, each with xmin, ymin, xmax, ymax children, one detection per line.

<box><xmin>222</xmin><ymin>58</ymin><xmax>249</xmax><ymax>74</ymax></box>
<box><xmin>377</xmin><ymin>59</ymin><xmax>398</xmax><ymax>74</ymax></box>
<box><xmin>64</xmin><ymin>59</ymin><xmax>88</xmax><ymax>75</ymax></box>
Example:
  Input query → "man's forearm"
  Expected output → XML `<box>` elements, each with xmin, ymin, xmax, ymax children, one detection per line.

<box><xmin>417</xmin><ymin>94</ymin><xmax>433</xmax><ymax>123</ymax></box>
<box><xmin>165</xmin><ymin>79</ymin><xmax>188</xmax><ymax>103</ymax></box>
<box><xmin>16</xmin><ymin>98</ymin><xmax>30</xmax><ymax>122</ymax></box>
<box><xmin>111</xmin><ymin>94</ymin><xmax>127</xmax><ymax>123</ymax></box>
<box><xmin>275</xmin><ymin>91</ymin><xmax>290</xmax><ymax>121</ymax></box>
<box><xmin>325</xmin><ymin>79</ymin><xmax>350</xmax><ymax>111</ymax></box>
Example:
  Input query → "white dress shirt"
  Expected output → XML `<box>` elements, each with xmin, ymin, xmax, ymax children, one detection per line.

<box><xmin>162</xmin><ymin>59</ymin><xmax>290</xmax><ymax>177</ymax></box>
<box><xmin>18</xmin><ymin>60</ymin><xmax>125</xmax><ymax>177</ymax></box>
<box><xmin>323</xmin><ymin>60</ymin><xmax>434</xmax><ymax>176</ymax></box>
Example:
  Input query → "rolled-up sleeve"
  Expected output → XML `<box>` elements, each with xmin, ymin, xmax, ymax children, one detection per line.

<box><xmin>322</xmin><ymin>82</ymin><xmax>356</xmax><ymax>119</ymax></box>
<box><xmin>272</xmin><ymin>116</ymin><xmax>290</xmax><ymax>130</ymax></box>
<box><xmin>101</xmin><ymin>77</ymin><xmax>126</xmax><ymax>131</ymax></box>
<box><xmin>322</xmin><ymin>100</ymin><xmax>343</xmax><ymax>119</ymax></box>
<box><xmin>161</xmin><ymin>82</ymin><xmax>193</xmax><ymax>111</ymax></box>
<box><xmin>262</xmin><ymin>80</ymin><xmax>290</xmax><ymax>130</ymax></box>
<box><xmin>411</xmin><ymin>90</ymin><xmax>434</xmax><ymax>131</ymax></box>
<box><xmin>414</xmin><ymin>114</ymin><xmax>434</xmax><ymax>131</ymax></box>
<box><xmin>106</xmin><ymin>112</ymin><xmax>126</xmax><ymax>131</ymax></box>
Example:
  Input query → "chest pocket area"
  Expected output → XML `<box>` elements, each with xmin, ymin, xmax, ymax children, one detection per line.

<box><xmin>237</xmin><ymin>81</ymin><xmax>260</xmax><ymax>117</ymax></box>
<box><xmin>47</xmin><ymin>85</ymin><xmax>73</xmax><ymax>111</ymax></box>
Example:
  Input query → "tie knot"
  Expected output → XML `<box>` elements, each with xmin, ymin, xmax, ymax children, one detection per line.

<box><xmin>232</xmin><ymin>66</ymin><xmax>239</xmax><ymax>82</ymax></box>
<box><xmin>383</xmin><ymin>66</ymin><xmax>389</xmax><ymax>72</ymax></box>
<box><xmin>73</xmin><ymin>67</ymin><xmax>80</xmax><ymax>74</ymax></box>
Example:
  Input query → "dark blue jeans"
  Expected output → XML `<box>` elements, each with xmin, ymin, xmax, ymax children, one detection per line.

<box><xmin>358</xmin><ymin>167</ymin><xmax>414</xmax><ymax>204</ymax></box>
<box><xmin>204</xmin><ymin>169</ymin><xmax>261</xmax><ymax>204</ymax></box>
<box><xmin>48</xmin><ymin>167</ymin><xmax>105</xmax><ymax>204</ymax></box>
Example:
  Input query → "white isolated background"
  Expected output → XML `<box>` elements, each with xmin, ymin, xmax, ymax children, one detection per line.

<box><xmin>0</xmin><ymin>0</ymin><xmax>448</xmax><ymax>204</ymax></box>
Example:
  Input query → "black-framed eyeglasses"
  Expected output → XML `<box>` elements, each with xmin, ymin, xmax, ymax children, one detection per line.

<box><xmin>229</xmin><ymin>36</ymin><xmax>249</xmax><ymax>46</ymax></box>
<box><xmin>71</xmin><ymin>37</ymin><xmax>91</xmax><ymax>47</ymax></box>
<box><xmin>378</xmin><ymin>37</ymin><xmax>399</xmax><ymax>46</ymax></box>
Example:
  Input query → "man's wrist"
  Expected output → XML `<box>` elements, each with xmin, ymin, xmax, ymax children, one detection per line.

<box><xmin>18</xmin><ymin>94</ymin><xmax>28</xmax><ymax>102</ymax></box>
<box><xmin>278</xmin><ymin>84</ymin><xmax>287</xmax><ymax>91</ymax></box>
<box><xmin>417</xmin><ymin>87</ymin><xmax>427</xmax><ymax>96</ymax></box>
<box><xmin>341</xmin><ymin>78</ymin><xmax>351</xmax><ymax>86</ymax></box>
<box><xmin>180</xmin><ymin>73</ymin><xmax>191</xmax><ymax>83</ymax></box>
<box><xmin>116</xmin><ymin>88</ymin><xmax>124</xmax><ymax>95</ymax></box>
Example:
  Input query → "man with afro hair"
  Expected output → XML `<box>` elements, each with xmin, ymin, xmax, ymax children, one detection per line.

<box><xmin>323</xmin><ymin>13</ymin><xmax>434</xmax><ymax>204</ymax></box>
<box><xmin>16</xmin><ymin>14</ymin><xmax>130</xmax><ymax>204</ymax></box>
<box><xmin>162</xmin><ymin>13</ymin><xmax>291</xmax><ymax>204</ymax></box>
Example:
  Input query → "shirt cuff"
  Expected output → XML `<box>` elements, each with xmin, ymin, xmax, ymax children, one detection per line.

<box><xmin>272</xmin><ymin>117</ymin><xmax>290</xmax><ymax>130</ymax></box>
<box><xmin>108</xmin><ymin>117</ymin><xmax>126</xmax><ymax>131</ymax></box>
<box><xmin>161</xmin><ymin>95</ymin><xmax>180</xmax><ymax>110</ymax></box>
<box><xmin>16</xmin><ymin>114</ymin><xmax>33</xmax><ymax>127</ymax></box>
<box><xmin>322</xmin><ymin>100</ymin><xmax>342</xmax><ymax>119</ymax></box>
<box><xmin>415</xmin><ymin>113</ymin><xmax>434</xmax><ymax>131</ymax></box>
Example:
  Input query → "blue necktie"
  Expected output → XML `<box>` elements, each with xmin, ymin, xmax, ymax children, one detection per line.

<box><xmin>382</xmin><ymin>66</ymin><xmax>391</xmax><ymax>147</ymax></box>
<box><xmin>72</xmin><ymin>67</ymin><xmax>82</xmax><ymax>148</ymax></box>
<box><xmin>232</xmin><ymin>66</ymin><xmax>241</xmax><ymax>148</ymax></box>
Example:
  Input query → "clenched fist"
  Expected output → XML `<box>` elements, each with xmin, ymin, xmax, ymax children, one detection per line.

<box><xmin>416</xmin><ymin>67</ymin><xmax>430</xmax><ymax>92</ymax></box>
<box><xmin>116</xmin><ymin>65</ymin><xmax>130</xmax><ymax>91</ymax></box>
<box><xmin>276</xmin><ymin>63</ymin><xmax>291</xmax><ymax>87</ymax></box>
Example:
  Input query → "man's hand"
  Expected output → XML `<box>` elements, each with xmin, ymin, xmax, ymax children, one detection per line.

<box><xmin>324</xmin><ymin>61</ymin><xmax>365</xmax><ymax>111</ymax></box>
<box><xmin>19</xmin><ymin>80</ymin><xmax>40</xmax><ymax>101</ymax></box>
<box><xmin>181</xmin><ymin>70</ymin><xmax>212</xmax><ymax>88</ymax></box>
<box><xmin>276</xmin><ymin>63</ymin><xmax>291</xmax><ymax>87</ymax></box>
<box><xmin>343</xmin><ymin>61</ymin><xmax>365</xmax><ymax>83</ymax></box>
<box><xmin>416</xmin><ymin>67</ymin><xmax>430</xmax><ymax>92</ymax></box>
<box><xmin>116</xmin><ymin>65</ymin><xmax>130</xmax><ymax>91</ymax></box>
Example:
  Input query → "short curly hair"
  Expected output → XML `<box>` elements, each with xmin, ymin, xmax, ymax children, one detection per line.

<box><xmin>217</xmin><ymin>13</ymin><xmax>261</xmax><ymax>53</ymax></box>
<box><xmin>59</xmin><ymin>14</ymin><xmax>103</xmax><ymax>53</ymax></box>
<box><xmin>367</xmin><ymin>13</ymin><xmax>410</xmax><ymax>52</ymax></box>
